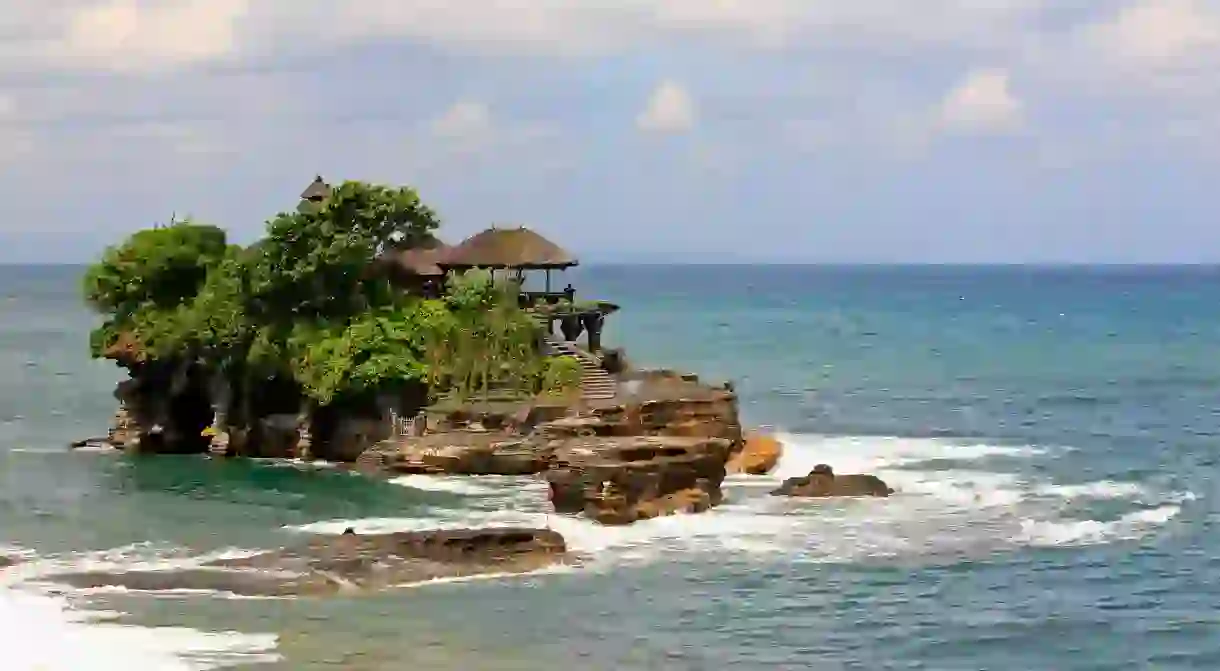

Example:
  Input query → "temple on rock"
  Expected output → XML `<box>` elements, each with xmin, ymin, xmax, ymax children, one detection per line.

<box><xmin>305</xmin><ymin>175</ymin><xmax>621</xmax><ymax>394</ymax></box>
<box><xmin>78</xmin><ymin>173</ymin><xmax>768</xmax><ymax>530</ymax></box>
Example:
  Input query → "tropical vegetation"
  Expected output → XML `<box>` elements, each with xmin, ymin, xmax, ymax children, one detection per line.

<box><xmin>82</xmin><ymin>180</ymin><xmax>580</xmax><ymax>452</ymax></box>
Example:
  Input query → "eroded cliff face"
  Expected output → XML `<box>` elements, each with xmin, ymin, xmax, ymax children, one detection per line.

<box><xmin>84</xmin><ymin>359</ymin><xmax>767</xmax><ymax>527</ymax></box>
<box><xmin>545</xmin><ymin>436</ymin><xmax>732</xmax><ymax>525</ymax></box>
<box><xmin>538</xmin><ymin>388</ymin><xmax>742</xmax><ymax>445</ymax></box>
<box><xmin>104</xmin><ymin>366</ymin><xmax>213</xmax><ymax>455</ymax></box>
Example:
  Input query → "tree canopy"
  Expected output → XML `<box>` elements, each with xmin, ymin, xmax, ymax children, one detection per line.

<box><xmin>82</xmin><ymin>179</ymin><xmax>560</xmax><ymax>414</ymax></box>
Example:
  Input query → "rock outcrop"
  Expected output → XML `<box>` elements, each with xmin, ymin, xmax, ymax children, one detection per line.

<box><xmin>727</xmin><ymin>433</ymin><xmax>783</xmax><ymax>475</ymax></box>
<box><xmin>546</xmin><ymin>436</ymin><xmax>732</xmax><ymax>525</ymax></box>
<box><xmin>771</xmin><ymin>464</ymin><xmax>893</xmax><ymax>498</ymax></box>
<box><xmin>538</xmin><ymin>383</ymin><xmax>742</xmax><ymax>446</ymax></box>
<box><xmin>52</xmin><ymin>527</ymin><xmax>567</xmax><ymax>597</ymax></box>
<box><xmin>90</xmin><ymin>373</ymin><xmax>213</xmax><ymax>454</ymax></box>
<box><xmin>367</xmin><ymin>432</ymin><xmax>552</xmax><ymax>476</ymax></box>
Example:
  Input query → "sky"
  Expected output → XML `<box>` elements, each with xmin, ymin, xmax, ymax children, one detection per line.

<box><xmin>1</xmin><ymin>0</ymin><xmax>1219</xmax><ymax>263</ymax></box>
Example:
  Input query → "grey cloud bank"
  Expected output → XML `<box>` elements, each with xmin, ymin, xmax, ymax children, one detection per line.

<box><xmin>2</xmin><ymin>1</ymin><xmax>1219</xmax><ymax>263</ymax></box>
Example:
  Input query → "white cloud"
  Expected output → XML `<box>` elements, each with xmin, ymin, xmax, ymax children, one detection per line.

<box><xmin>6</xmin><ymin>1</ymin><xmax>1054</xmax><ymax>72</ymax></box>
<box><xmin>430</xmin><ymin>101</ymin><xmax>493</xmax><ymax>141</ymax></box>
<box><xmin>320</xmin><ymin>1</ymin><xmax>1048</xmax><ymax>55</ymax></box>
<box><xmin>637</xmin><ymin>81</ymin><xmax>696</xmax><ymax>133</ymax></box>
<box><xmin>938</xmin><ymin>68</ymin><xmax>1023</xmax><ymax>134</ymax></box>
<box><xmin>1085</xmin><ymin>0</ymin><xmax>1220</xmax><ymax>69</ymax></box>
<box><xmin>48</xmin><ymin>0</ymin><xmax>249</xmax><ymax>72</ymax></box>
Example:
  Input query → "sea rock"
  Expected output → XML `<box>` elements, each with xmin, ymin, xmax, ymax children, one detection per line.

<box><xmin>319</xmin><ymin>416</ymin><xmax>392</xmax><ymax>462</ymax></box>
<box><xmin>536</xmin><ymin>382</ymin><xmax>742</xmax><ymax>447</ymax></box>
<box><xmin>546</xmin><ymin>435</ymin><xmax>732</xmax><ymax>525</ymax></box>
<box><xmin>239</xmin><ymin>413</ymin><xmax>303</xmax><ymax>459</ymax></box>
<box><xmin>69</xmin><ymin>436</ymin><xmax>114</xmax><ymax>450</ymax></box>
<box><xmin>105</xmin><ymin>401</ymin><xmax>141</xmax><ymax>450</ymax></box>
<box><xmin>727</xmin><ymin>433</ymin><xmax>783</xmax><ymax>475</ymax></box>
<box><xmin>367</xmin><ymin>432</ymin><xmax>552</xmax><ymax>475</ymax></box>
<box><xmin>0</xmin><ymin>555</ymin><xmax>18</xmax><ymax>568</ymax></box>
<box><xmin>52</xmin><ymin>527</ymin><xmax>567</xmax><ymax>597</ymax></box>
<box><xmin>771</xmin><ymin>464</ymin><xmax>893</xmax><ymax>498</ymax></box>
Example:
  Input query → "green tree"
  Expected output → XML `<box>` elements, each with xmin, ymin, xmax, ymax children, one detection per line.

<box><xmin>83</xmin><ymin>220</ymin><xmax>230</xmax><ymax>361</ymax></box>
<box><xmin>247</xmin><ymin>181</ymin><xmax>440</xmax><ymax>322</ymax></box>
<box><xmin>83</xmin><ymin>220</ymin><xmax>228</xmax><ymax>317</ymax></box>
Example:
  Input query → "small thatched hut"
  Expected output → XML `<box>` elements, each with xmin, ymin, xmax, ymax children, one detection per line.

<box><xmin>297</xmin><ymin>176</ymin><xmax>331</xmax><ymax>213</ymax></box>
<box><xmin>378</xmin><ymin>233</ymin><xmax>449</xmax><ymax>296</ymax></box>
<box><xmin>300</xmin><ymin>175</ymin><xmax>330</xmax><ymax>202</ymax></box>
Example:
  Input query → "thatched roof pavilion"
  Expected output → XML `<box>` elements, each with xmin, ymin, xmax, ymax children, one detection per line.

<box><xmin>438</xmin><ymin>226</ymin><xmax>577</xmax><ymax>271</ymax></box>
<box><xmin>383</xmin><ymin>233</ymin><xmax>448</xmax><ymax>277</ymax></box>
<box><xmin>300</xmin><ymin>175</ymin><xmax>330</xmax><ymax>201</ymax></box>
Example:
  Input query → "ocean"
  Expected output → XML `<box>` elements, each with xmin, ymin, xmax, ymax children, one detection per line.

<box><xmin>1</xmin><ymin>264</ymin><xmax>1217</xmax><ymax>669</ymax></box>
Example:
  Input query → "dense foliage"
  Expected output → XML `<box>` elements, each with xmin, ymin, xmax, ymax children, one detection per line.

<box><xmin>82</xmin><ymin>180</ymin><xmax>549</xmax><ymax>422</ymax></box>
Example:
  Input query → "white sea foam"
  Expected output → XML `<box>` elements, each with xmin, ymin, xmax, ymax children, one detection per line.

<box><xmin>0</xmin><ymin>545</ymin><xmax>280</xmax><ymax>670</ymax></box>
<box><xmin>1036</xmin><ymin>480</ymin><xmax>1148</xmax><ymax>501</ymax></box>
<box><xmin>1016</xmin><ymin>505</ymin><xmax>1184</xmax><ymax>547</ymax></box>
<box><xmin>290</xmin><ymin>432</ymin><xmax>1193</xmax><ymax>567</ymax></box>
<box><xmin>390</xmin><ymin>474</ymin><xmax>502</xmax><ymax>496</ymax></box>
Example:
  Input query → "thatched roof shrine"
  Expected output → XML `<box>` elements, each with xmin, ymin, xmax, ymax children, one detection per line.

<box><xmin>383</xmin><ymin>233</ymin><xmax>449</xmax><ymax>276</ymax></box>
<box><xmin>438</xmin><ymin>226</ymin><xmax>576</xmax><ymax>270</ymax></box>
<box><xmin>300</xmin><ymin>175</ymin><xmax>330</xmax><ymax>201</ymax></box>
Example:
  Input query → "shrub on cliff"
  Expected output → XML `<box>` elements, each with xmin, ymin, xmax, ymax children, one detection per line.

<box><xmin>84</xmin><ymin>219</ymin><xmax>232</xmax><ymax>361</ymax></box>
<box><xmin>542</xmin><ymin>356</ymin><xmax>583</xmax><ymax>395</ymax></box>
<box><xmin>83</xmin><ymin>220</ymin><xmax>229</xmax><ymax>316</ymax></box>
<box><xmin>437</xmin><ymin>269</ymin><xmax>543</xmax><ymax>402</ymax></box>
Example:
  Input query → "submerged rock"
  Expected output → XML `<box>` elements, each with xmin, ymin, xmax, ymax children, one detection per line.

<box><xmin>546</xmin><ymin>435</ymin><xmax>732</xmax><ymax>525</ymax></box>
<box><xmin>51</xmin><ymin>527</ymin><xmax>567</xmax><ymax>597</ymax></box>
<box><xmin>68</xmin><ymin>437</ymin><xmax>114</xmax><ymax>450</ymax></box>
<box><xmin>771</xmin><ymin>464</ymin><xmax>893</xmax><ymax>498</ymax></box>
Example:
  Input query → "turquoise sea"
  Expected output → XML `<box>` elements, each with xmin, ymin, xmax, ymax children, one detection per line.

<box><xmin>1</xmin><ymin>264</ymin><xmax>1218</xmax><ymax>669</ymax></box>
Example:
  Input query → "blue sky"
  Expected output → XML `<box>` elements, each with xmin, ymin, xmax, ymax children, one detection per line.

<box><xmin>1</xmin><ymin>0</ymin><xmax>1218</xmax><ymax>263</ymax></box>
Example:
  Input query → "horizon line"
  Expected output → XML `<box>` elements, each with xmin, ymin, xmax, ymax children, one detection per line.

<box><xmin>8</xmin><ymin>260</ymin><xmax>1220</xmax><ymax>268</ymax></box>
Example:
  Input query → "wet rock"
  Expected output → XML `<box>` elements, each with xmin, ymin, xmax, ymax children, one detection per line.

<box><xmin>727</xmin><ymin>433</ymin><xmax>783</xmax><ymax>475</ymax></box>
<box><xmin>536</xmin><ymin>382</ymin><xmax>742</xmax><ymax>446</ymax></box>
<box><xmin>51</xmin><ymin>528</ymin><xmax>567</xmax><ymax>597</ymax></box>
<box><xmin>771</xmin><ymin>464</ymin><xmax>893</xmax><ymax>498</ymax></box>
<box><xmin>368</xmin><ymin>432</ymin><xmax>552</xmax><ymax>475</ymax></box>
<box><xmin>68</xmin><ymin>437</ymin><xmax>114</xmax><ymax>450</ymax></box>
<box><xmin>546</xmin><ymin>435</ymin><xmax>732</xmax><ymax>525</ymax></box>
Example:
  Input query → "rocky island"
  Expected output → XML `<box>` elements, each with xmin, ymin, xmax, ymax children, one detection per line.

<box><xmin>68</xmin><ymin>175</ymin><xmax>887</xmax><ymax>594</ymax></box>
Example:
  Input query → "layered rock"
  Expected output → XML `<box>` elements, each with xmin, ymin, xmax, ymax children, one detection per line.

<box><xmin>771</xmin><ymin>464</ymin><xmax>893</xmax><ymax>498</ymax></box>
<box><xmin>546</xmin><ymin>436</ymin><xmax>732</xmax><ymax>525</ymax></box>
<box><xmin>727</xmin><ymin>433</ymin><xmax>783</xmax><ymax>475</ymax></box>
<box><xmin>537</xmin><ymin>382</ymin><xmax>741</xmax><ymax>446</ymax></box>
<box><xmin>52</xmin><ymin>527</ymin><xmax>566</xmax><ymax>597</ymax></box>
<box><xmin>367</xmin><ymin>432</ymin><xmax>552</xmax><ymax>476</ymax></box>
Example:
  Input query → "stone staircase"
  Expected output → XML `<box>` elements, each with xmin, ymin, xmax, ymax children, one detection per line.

<box><xmin>542</xmin><ymin>334</ymin><xmax>617</xmax><ymax>401</ymax></box>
